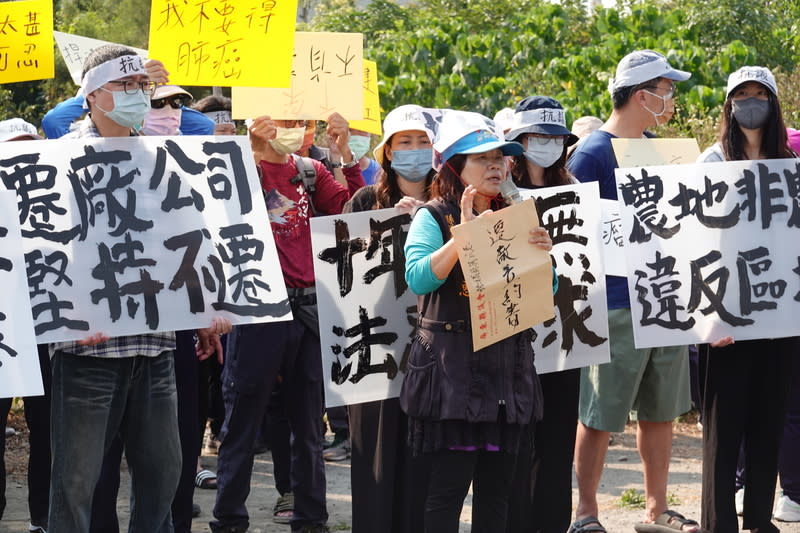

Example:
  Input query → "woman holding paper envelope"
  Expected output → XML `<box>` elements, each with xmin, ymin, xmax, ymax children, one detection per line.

<box><xmin>343</xmin><ymin>104</ymin><xmax>436</xmax><ymax>533</ymax></box>
<box><xmin>697</xmin><ymin>66</ymin><xmax>799</xmax><ymax>533</ymax></box>
<box><xmin>401</xmin><ymin>109</ymin><xmax>554</xmax><ymax>532</ymax></box>
<box><xmin>502</xmin><ymin>96</ymin><xmax>581</xmax><ymax>533</ymax></box>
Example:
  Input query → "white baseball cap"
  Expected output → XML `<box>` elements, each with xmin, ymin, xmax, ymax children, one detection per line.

<box><xmin>433</xmin><ymin>110</ymin><xmax>522</xmax><ymax>163</ymax></box>
<box><xmin>608</xmin><ymin>49</ymin><xmax>691</xmax><ymax>94</ymax></box>
<box><xmin>373</xmin><ymin>105</ymin><xmax>430</xmax><ymax>165</ymax></box>
<box><xmin>726</xmin><ymin>66</ymin><xmax>777</xmax><ymax>97</ymax></box>
<box><xmin>0</xmin><ymin>118</ymin><xmax>42</xmax><ymax>142</ymax></box>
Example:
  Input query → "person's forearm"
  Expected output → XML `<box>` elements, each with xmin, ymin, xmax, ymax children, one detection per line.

<box><xmin>429</xmin><ymin>238</ymin><xmax>459</xmax><ymax>280</ymax></box>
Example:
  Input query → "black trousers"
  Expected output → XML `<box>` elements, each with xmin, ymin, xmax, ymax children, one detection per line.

<box><xmin>211</xmin><ymin>315</ymin><xmax>327</xmax><ymax>531</ymax></box>
<box><xmin>425</xmin><ymin>449</ymin><xmax>518</xmax><ymax>533</ymax></box>
<box><xmin>349</xmin><ymin>397</ymin><xmax>430</xmax><ymax>533</ymax></box>
<box><xmin>90</xmin><ymin>332</ymin><xmax>198</xmax><ymax>533</ymax></box>
<box><xmin>0</xmin><ymin>344</ymin><xmax>51</xmax><ymax>525</ymax></box>
<box><xmin>507</xmin><ymin>368</ymin><xmax>579</xmax><ymax>533</ymax></box>
<box><xmin>701</xmin><ymin>337</ymin><xmax>797</xmax><ymax>533</ymax></box>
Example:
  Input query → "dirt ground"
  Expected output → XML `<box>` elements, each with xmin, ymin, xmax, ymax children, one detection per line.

<box><xmin>2</xmin><ymin>410</ymin><xmax>799</xmax><ymax>533</ymax></box>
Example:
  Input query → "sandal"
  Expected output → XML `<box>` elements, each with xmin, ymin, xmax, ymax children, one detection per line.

<box><xmin>273</xmin><ymin>492</ymin><xmax>294</xmax><ymax>524</ymax></box>
<box><xmin>568</xmin><ymin>515</ymin><xmax>607</xmax><ymax>533</ymax></box>
<box><xmin>195</xmin><ymin>468</ymin><xmax>218</xmax><ymax>490</ymax></box>
<box><xmin>634</xmin><ymin>510</ymin><xmax>700</xmax><ymax>532</ymax></box>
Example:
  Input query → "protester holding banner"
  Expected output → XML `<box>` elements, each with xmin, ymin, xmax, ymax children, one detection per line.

<box><xmin>567</xmin><ymin>50</ymin><xmax>699</xmax><ymax>533</ymax></box>
<box><xmin>45</xmin><ymin>43</ymin><xmax>232</xmax><ymax>533</ymax></box>
<box><xmin>696</xmin><ymin>66</ymin><xmax>799</xmax><ymax>533</ymax></box>
<box><xmin>211</xmin><ymin>113</ymin><xmax>364</xmax><ymax>533</ymax></box>
<box><xmin>402</xmin><ymin>110</ymin><xmax>553</xmax><ymax>532</ymax></box>
<box><xmin>0</xmin><ymin>118</ymin><xmax>50</xmax><ymax>533</ymax></box>
<box><xmin>502</xmin><ymin>96</ymin><xmax>581</xmax><ymax>533</ymax></box>
<box><xmin>342</xmin><ymin>104</ymin><xmax>435</xmax><ymax>533</ymax></box>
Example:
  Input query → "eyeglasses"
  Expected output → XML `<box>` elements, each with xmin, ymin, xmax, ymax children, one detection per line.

<box><xmin>528</xmin><ymin>134</ymin><xmax>566</xmax><ymax>146</ymax></box>
<box><xmin>643</xmin><ymin>85</ymin><xmax>677</xmax><ymax>100</ymax></box>
<box><xmin>279</xmin><ymin>120</ymin><xmax>308</xmax><ymax>128</ymax></box>
<box><xmin>107</xmin><ymin>80</ymin><xmax>157</xmax><ymax>95</ymax></box>
<box><xmin>151</xmin><ymin>95</ymin><xmax>191</xmax><ymax>109</ymax></box>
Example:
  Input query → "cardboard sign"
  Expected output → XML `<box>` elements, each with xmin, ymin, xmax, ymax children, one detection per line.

<box><xmin>611</xmin><ymin>138</ymin><xmax>700</xmax><ymax>167</ymax></box>
<box><xmin>451</xmin><ymin>200</ymin><xmax>554</xmax><ymax>351</ymax></box>
<box><xmin>616</xmin><ymin>158</ymin><xmax>800</xmax><ymax>348</ymax></box>
<box><xmin>1</xmin><ymin>135</ymin><xmax>291</xmax><ymax>343</ymax></box>
<box><xmin>148</xmin><ymin>0</ymin><xmax>297</xmax><ymax>87</ymax></box>
<box><xmin>0</xmin><ymin>190</ymin><xmax>42</xmax><ymax>398</ymax></box>
<box><xmin>311</xmin><ymin>208</ymin><xmax>416</xmax><ymax>407</ymax></box>
<box><xmin>232</xmin><ymin>32</ymin><xmax>363</xmax><ymax>120</ymax></box>
<box><xmin>0</xmin><ymin>0</ymin><xmax>54</xmax><ymax>83</ymax></box>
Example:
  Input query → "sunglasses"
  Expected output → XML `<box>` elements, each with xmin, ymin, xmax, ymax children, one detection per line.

<box><xmin>151</xmin><ymin>95</ymin><xmax>191</xmax><ymax>109</ymax></box>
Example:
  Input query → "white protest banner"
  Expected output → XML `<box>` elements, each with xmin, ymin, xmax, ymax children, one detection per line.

<box><xmin>611</xmin><ymin>138</ymin><xmax>701</xmax><ymax>167</ymax></box>
<box><xmin>311</xmin><ymin>208</ymin><xmax>416</xmax><ymax>407</ymax></box>
<box><xmin>54</xmin><ymin>31</ymin><xmax>148</xmax><ymax>85</ymax></box>
<box><xmin>451</xmin><ymin>200</ymin><xmax>554</xmax><ymax>351</ymax></box>
<box><xmin>600</xmin><ymin>198</ymin><xmax>626</xmax><ymax>277</ymax></box>
<box><xmin>520</xmin><ymin>183</ymin><xmax>610</xmax><ymax>373</ymax></box>
<box><xmin>0</xmin><ymin>136</ymin><xmax>291</xmax><ymax>343</ymax></box>
<box><xmin>0</xmin><ymin>190</ymin><xmax>42</xmax><ymax>398</ymax></box>
<box><xmin>615</xmin><ymin>158</ymin><xmax>800</xmax><ymax>348</ymax></box>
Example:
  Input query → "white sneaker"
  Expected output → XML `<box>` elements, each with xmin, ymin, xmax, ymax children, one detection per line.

<box><xmin>774</xmin><ymin>493</ymin><xmax>800</xmax><ymax>522</ymax></box>
<box><xmin>735</xmin><ymin>487</ymin><xmax>744</xmax><ymax>516</ymax></box>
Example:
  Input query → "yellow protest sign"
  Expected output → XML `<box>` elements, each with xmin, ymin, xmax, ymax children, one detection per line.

<box><xmin>0</xmin><ymin>0</ymin><xmax>53</xmax><ymax>83</ymax></box>
<box><xmin>451</xmin><ymin>200</ymin><xmax>554</xmax><ymax>351</ymax></box>
<box><xmin>348</xmin><ymin>59</ymin><xmax>381</xmax><ymax>136</ymax></box>
<box><xmin>148</xmin><ymin>0</ymin><xmax>297</xmax><ymax>88</ymax></box>
<box><xmin>232</xmin><ymin>32</ymin><xmax>363</xmax><ymax>121</ymax></box>
<box><xmin>611</xmin><ymin>138</ymin><xmax>701</xmax><ymax>167</ymax></box>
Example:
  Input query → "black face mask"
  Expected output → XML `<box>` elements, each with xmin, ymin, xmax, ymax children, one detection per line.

<box><xmin>732</xmin><ymin>97</ymin><xmax>771</xmax><ymax>130</ymax></box>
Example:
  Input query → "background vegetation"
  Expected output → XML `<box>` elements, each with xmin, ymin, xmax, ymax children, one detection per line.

<box><xmin>3</xmin><ymin>0</ymin><xmax>800</xmax><ymax>149</ymax></box>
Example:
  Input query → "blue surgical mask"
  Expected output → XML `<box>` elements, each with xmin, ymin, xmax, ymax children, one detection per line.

<box><xmin>348</xmin><ymin>135</ymin><xmax>371</xmax><ymax>160</ymax></box>
<box><xmin>96</xmin><ymin>88</ymin><xmax>151</xmax><ymax>129</ymax></box>
<box><xmin>390</xmin><ymin>148</ymin><xmax>433</xmax><ymax>182</ymax></box>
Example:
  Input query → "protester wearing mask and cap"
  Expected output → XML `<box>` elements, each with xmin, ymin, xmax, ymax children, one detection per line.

<box><xmin>142</xmin><ymin>84</ymin><xmax>195</xmax><ymax>136</ymax></box>
<box><xmin>696</xmin><ymin>66</ymin><xmax>800</xmax><ymax>533</ymax></box>
<box><xmin>501</xmin><ymin>96</ymin><xmax>581</xmax><ymax>533</ymax></box>
<box><xmin>402</xmin><ymin>110</ymin><xmax>554</xmax><ymax>533</ymax></box>
<box><xmin>342</xmin><ymin>104</ymin><xmax>435</xmax><ymax>533</ymax></box>
<box><xmin>567</xmin><ymin>50</ymin><xmax>699</xmax><ymax>533</ymax></box>
<box><xmin>194</xmin><ymin>94</ymin><xmax>237</xmax><ymax>135</ymax></box>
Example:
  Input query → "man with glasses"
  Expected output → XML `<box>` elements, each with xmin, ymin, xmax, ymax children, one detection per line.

<box><xmin>47</xmin><ymin>44</ymin><xmax>231</xmax><ymax>533</ymax></box>
<box><xmin>566</xmin><ymin>50</ymin><xmax>699</xmax><ymax>533</ymax></box>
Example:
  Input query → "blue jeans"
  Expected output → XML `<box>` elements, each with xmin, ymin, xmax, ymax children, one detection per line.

<box><xmin>49</xmin><ymin>350</ymin><xmax>181</xmax><ymax>533</ymax></box>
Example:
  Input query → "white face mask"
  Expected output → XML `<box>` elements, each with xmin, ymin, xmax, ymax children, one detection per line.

<box><xmin>269</xmin><ymin>126</ymin><xmax>306</xmax><ymax>155</ymax></box>
<box><xmin>524</xmin><ymin>138</ymin><xmax>563</xmax><ymax>168</ymax></box>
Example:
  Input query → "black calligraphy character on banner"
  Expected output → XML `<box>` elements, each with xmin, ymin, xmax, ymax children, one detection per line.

<box><xmin>330</xmin><ymin>306</ymin><xmax>399</xmax><ymax>385</ymax></box>
<box><xmin>619</xmin><ymin>169</ymin><xmax>680</xmax><ymax>243</ymax></box>
<box><xmin>688</xmin><ymin>250</ymin><xmax>753</xmax><ymax>327</ymax></box>
<box><xmin>781</xmin><ymin>162</ymin><xmax>800</xmax><ymax>227</ymax></box>
<box><xmin>0</xmin><ymin>311</ymin><xmax>17</xmax><ymax>364</ymax></box>
<box><xmin>735</xmin><ymin>246</ymin><xmax>786</xmax><ymax>315</ymax></box>
<box><xmin>736</xmin><ymin>163</ymin><xmax>787</xmax><ymax>229</ymax></box>
<box><xmin>550</xmin><ymin>253</ymin><xmax>607</xmax><ymax>352</ymax></box>
<box><xmin>148</xmin><ymin>140</ymin><xmax>206</xmax><ymax>213</ymax></box>
<box><xmin>90</xmin><ymin>233</ymin><xmax>164</xmax><ymax>329</ymax></box>
<box><xmin>502</xmin><ymin>283</ymin><xmax>522</xmax><ymax>327</ymax></box>
<box><xmin>318</xmin><ymin>219</ymin><xmax>367</xmax><ymax>297</ymax></box>
<box><xmin>668</xmin><ymin>176</ymin><xmax>740</xmax><ymax>228</ymax></box>
<box><xmin>24</xmin><ymin>249</ymin><xmax>89</xmax><ymax>335</ymax></box>
<box><xmin>0</xmin><ymin>227</ymin><xmax>10</xmax><ymax>272</ymax></box>
<box><xmin>534</xmin><ymin>192</ymin><xmax>588</xmax><ymax>246</ymax></box>
<box><xmin>364</xmin><ymin>214</ymin><xmax>411</xmax><ymax>298</ymax></box>
<box><xmin>68</xmin><ymin>145</ymin><xmax>153</xmax><ymax>239</ymax></box>
<box><xmin>633</xmin><ymin>251</ymin><xmax>695</xmax><ymax>330</ymax></box>
<box><xmin>203</xmin><ymin>140</ymin><xmax>253</xmax><ymax>215</ymax></box>
<box><xmin>164</xmin><ymin>229</ymin><xmax>209</xmax><ymax>313</ymax></box>
<box><xmin>0</xmin><ymin>153</ymin><xmax>80</xmax><ymax>243</ymax></box>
